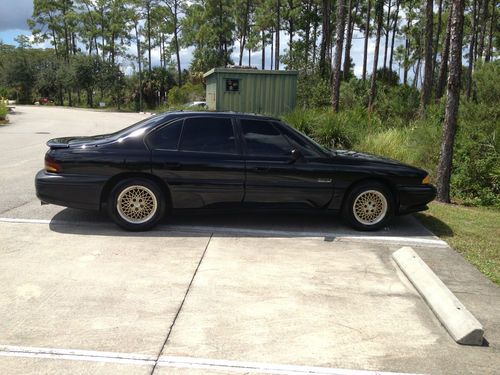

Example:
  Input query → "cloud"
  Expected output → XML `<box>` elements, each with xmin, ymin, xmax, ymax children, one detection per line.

<box><xmin>0</xmin><ymin>0</ymin><xmax>33</xmax><ymax>31</ymax></box>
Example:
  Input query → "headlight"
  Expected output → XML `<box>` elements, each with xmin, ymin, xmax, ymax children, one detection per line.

<box><xmin>422</xmin><ymin>175</ymin><xmax>430</xmax><ymax>184</ymax></box>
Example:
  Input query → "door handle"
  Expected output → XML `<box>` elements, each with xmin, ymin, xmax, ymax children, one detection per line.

<box><xmin>252</xmin><ymin>166</ymin><xmax>270</xmax><ymax>173</ymax></box>
<box><xmin>164</xmin><ymin>162</ymin><xmax>182</xmax><ymax>170</ymax></box>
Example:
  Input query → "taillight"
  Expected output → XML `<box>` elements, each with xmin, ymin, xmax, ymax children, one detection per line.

<box><xmin>45</xmin><ymin>155</ymin><xmax>62</xmax><ymax>173</ymax></box>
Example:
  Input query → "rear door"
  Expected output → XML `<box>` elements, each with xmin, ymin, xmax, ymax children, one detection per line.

<box><xmin>239</xmin><ymin>118</ymin><xmax>333</xmax><ymax>209</ymax></box>
<box><xmin>150</xmin><ymin>116</ymin><xmax>245</xmax><ymax>209</ymax></box>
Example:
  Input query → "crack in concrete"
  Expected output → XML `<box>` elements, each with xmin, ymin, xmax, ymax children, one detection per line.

<box><xmin>149</xmin><ymin>233</ymin><xmax>213</xmax><ymax>375</ymax></box>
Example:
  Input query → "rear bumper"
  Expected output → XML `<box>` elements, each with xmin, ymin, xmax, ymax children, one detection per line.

<box><xmin>396</xmin><ymin>184</ymin><xmax>437</xmax><ymax>215</ymax></box>
<box><xmin>35</xmin><ymin>170</ymin><xmax>108</xmax><ymax>210</ymax></box>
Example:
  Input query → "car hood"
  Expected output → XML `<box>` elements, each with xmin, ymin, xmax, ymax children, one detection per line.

<box><xmin>332</xmin><ymin>149</ymin><xmax>427</xmax><ymax>174</ymax></box>
<box><xmin>333</xmin><ymin>149</ymin><xmax>402</xmax><ymax>165</ymax></box>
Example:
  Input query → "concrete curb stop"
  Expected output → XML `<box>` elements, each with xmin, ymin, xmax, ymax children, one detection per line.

<box><xmin>392</xmin><ymin>246</ymin><xmax>484</xmax><ymax>346</ymax></box>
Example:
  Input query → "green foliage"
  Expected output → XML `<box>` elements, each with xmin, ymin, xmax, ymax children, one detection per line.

<box><xmin>286</xmin><ymin>62</ymin><xmax>500</xmax><ymax>209</ymax></box>
<box><xmin>0</xmin><ymin>101</ymin><xmax>7</xmax><ymax>121</ymax></box>
<box><xmin>474</xmin><ymin>60</ymin><xmax>500</xmax><ymax>105</ymax></box>
<box><xmin>451</xmin><ymin>101</ymin><xmax>500</xmax><ymax>207</ymax></box>
<box><xmin>167</xmin><ymin>82</ymin><xmax>205</xmax><ymax>105</ymax></box>
<box><xmin>296</xmin><ymin>74</ymin><xmax>331</xmax><ymax>108</ymax></box>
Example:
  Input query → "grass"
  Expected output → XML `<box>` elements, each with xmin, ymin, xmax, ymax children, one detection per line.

<box><xmin>415</xmin><ymin>202</ymin><xmax>500</xmax><ymax>285</ymax></box>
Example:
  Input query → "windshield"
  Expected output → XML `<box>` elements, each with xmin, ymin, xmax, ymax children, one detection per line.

<box><xmin>281</xmin><ymin>122</ymin><xmax>331</xmax><ymax>156</ymax></box>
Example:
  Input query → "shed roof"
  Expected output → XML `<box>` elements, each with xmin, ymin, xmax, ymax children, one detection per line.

<box><xmin>203</xmin><ymin>67</ymin><xmax>299</xmax><ymax>78</ymax></box>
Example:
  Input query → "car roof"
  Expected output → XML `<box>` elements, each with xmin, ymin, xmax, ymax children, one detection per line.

<box><xmin>160</xmin><ymin>111</ymin><xmax>280</xmax><ymax>122</ymax></box>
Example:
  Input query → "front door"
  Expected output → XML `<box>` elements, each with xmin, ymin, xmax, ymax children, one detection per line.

<box><xmin>239</xmin><ymin>119</ymin><xmax>334</xmax><ymax>209</ymax></box>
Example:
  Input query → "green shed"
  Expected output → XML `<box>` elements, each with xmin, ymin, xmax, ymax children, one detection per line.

<box><xmin>204</xmin><ymin>67</ymin><xmax>298</xmax><ymax>116</ymax></box>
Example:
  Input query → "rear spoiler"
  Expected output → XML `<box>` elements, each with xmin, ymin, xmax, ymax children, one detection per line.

<box><xmin>47</xmin><ymin>139</ymin><xmax>70</xmax><ymax>149</ymax></box>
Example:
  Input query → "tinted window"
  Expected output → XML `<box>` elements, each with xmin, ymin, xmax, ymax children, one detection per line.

<box><xmin>241</xmin><ymin>120</ymin><xmax>292</xmax><ymax>156</ymax></box>
<box><xmin>149</xmin><ymin>119</ymin><xmax>183</xmax><ymax>149</ymax></box>
<box><xmin>272</xmin><ymin>122</ymin><xmax>322</xmax><ymax>157</ymax></box>
<box><xmin>180</xmin><ymin>117</ymin><xmax>236</xmax><ymax>154</ymax></box>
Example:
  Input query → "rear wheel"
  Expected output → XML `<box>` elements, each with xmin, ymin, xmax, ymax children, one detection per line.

<box><xmin>343</xmin><ymin>182</ymin><xmax>394</xmax><ymax>231</ymax></box>
<box><xmin>108</xmin><ymin>178</ymin><xmax>165</xmax><ymax>231</ymax></box>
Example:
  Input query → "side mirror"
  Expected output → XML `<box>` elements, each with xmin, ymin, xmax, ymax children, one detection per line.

<box><xmin>290</xmin><ymin>149</ymin><xmax>303</xmax><ymax>163</ymax></box>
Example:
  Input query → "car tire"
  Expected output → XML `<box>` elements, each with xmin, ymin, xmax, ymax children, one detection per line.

<box><xmin>107</xmin><ymin>178</ymin><xmax>165</xmax><ymax>231</ymax></box>
<box><xmin>342</xmin><ymin>181</ymin><xmax>394</xmax><ymax>231</ymax></box>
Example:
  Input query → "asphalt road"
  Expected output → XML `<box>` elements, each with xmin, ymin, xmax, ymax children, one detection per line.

<box><xmin>0</xmin><ymin>106</ymin><xmax>499</xmax><ymax>375</ymax></box>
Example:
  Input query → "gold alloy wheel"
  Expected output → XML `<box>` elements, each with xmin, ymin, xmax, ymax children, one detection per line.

<box><xmin>353</xmin><ymin>190</ymin><xmax>388</xmax><ymax>226</ymax></box>
<box><xmin>116</xmin><ymin>185</ymin><xmax>158</xmax><ymax>224</ymax></box>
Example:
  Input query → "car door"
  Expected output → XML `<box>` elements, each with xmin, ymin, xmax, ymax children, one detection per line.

<box><xmin>150</xmin><ymin>116</ymin><xmax>245</xmax><ymax>209</ymax></box>
<box><xmin>239</xmin><ymin>118</ymin><xmax>334</xmax><ymax>209</ymax></box>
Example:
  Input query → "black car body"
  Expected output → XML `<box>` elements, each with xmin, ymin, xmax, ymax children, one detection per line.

<box><xmin>36</xmin><ymin>111</ymin><xmax>436</xmax><ymax>230</ymax></box>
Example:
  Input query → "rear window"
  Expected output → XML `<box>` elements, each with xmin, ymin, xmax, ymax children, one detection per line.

<box><xmin>148</xmin><ymin>119</ymin><xmax>183</xmax><ymax>150</ymax></box>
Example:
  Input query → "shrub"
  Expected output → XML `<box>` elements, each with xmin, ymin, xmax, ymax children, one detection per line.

<box><xmin>474</xmin><ymin>60</ymin><xmax>500</xmax><ymax>105</ymax></box>
<box><xmin>296</xmin><ymin>74</ymin><xmax>331</xmax><ymax>108</ymax></box>
<box><xmin>451</xmin><ymin>101</ymin><xmax>500</xmax><ymax>207</ymax></box>
<box><xmin>167</xmin><ymin>82</ymin><xmax>205</xmax><ymax>106</ymax></box>
<box><xmin>0</xmin><ymin>101</ymin><xmax>7</xmax><ymax>121</ymax></box>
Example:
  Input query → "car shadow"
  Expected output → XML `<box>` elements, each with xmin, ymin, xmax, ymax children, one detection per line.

<box><xmin>414</xmin><ymin>212</ymin><xmax>454</xmax><ymax>238</ymax></box>
<box><xmin>48</xmin><ymin>207</ymin><xmax>437</xmax><ymax>239</ymax></box>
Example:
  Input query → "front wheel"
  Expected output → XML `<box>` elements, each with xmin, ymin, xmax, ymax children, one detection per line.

<box><xmin>343</xmin><ymin>182</ymin><xmax>394</xmax><ymax>231</ymax></box>
<box><xmin>108</xmin><ymin>178</ymin><xmax>165</xmax><ymax>231</ymax></box>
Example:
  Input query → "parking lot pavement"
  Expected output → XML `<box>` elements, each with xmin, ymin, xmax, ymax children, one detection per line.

<box><xmin>1</xmin><ymin>107</ymin><xmax>499</xmax><ymax>374</ymax></box>
<box><xmin>0</xmin><ymin>357</ymin><xmax>153</xmax><ymax>375</ymax></box>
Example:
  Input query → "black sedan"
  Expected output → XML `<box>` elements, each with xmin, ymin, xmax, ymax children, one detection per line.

<box><xmin>35</xmin><ymin>111</ymin><xmax>436</xmax><ymax>231</ymax></box>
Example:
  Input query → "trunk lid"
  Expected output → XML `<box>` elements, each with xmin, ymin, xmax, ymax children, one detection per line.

<box><xmin>47</xmin><ymin>134</ymin><xmax>114</xmax><ymax>149</ymax></box>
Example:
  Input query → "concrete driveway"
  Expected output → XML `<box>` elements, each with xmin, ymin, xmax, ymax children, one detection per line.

<box><xmin>0</xmin><ymin>106</ymin><xmax>499</xmax><ymax>375</ymax></box>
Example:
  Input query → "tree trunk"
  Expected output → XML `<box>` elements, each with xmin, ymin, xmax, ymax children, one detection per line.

<box><xmin>389</xmin><ymin>0</ymin><xmax>400</xmax><ymax>72</ymax></box>
<box><xmin>134</xmin><ymin>22</ymin><xmax>143</xmax><ymax>112</ymax></box>
<box><xmin>147</xmin><ymin>2</ymin><xmax>152</xmax><ymax>74</ymax></box>
<box><xmin>403</xmin><ymin>15</ymin><xmax>411</xmax><ymax>85</ymax></box>
<box><xmin>261</xmin><ymin>30</ymin><xmax>266</xmax><ymax>69</ymax></box>
<box><xmin>368</xmin><ymin>0</ymin><xmax>384</xmax><ymax>111</ymax></box>
<box><xmin>304</xmin><ymin>0</ymin><xmax>312</xmax><ymax>68</ymax></box>
<box><xmin>288</xmin><ymin>0</ymin><xmax>294</xmax><ymax>65</ymax></box>
<box><xmin>466</xmin><ymin>0</ymin><xmax>477</xmax><ymax>99</ymax></box>
<box><xmin>343</xmin><ymin>0</ymin><xmax>357</xmax><ymax>80</ymax></box>
<box><xmin>414</xmin><ymin>58</ymin><xmax>422</xmax><ymax>88</ymax></box>
<box><xmin>485</xmin><ymin>0</ymin><xmax>495</xmax><ymax>61</ymax></box>
<box><xmin>239</xmin><ymin>0</ymin><xmax>251</xmax><ymax>66</ymax></box>
<box><xmin>171</xmin><ymin>1</ymin><xmax>181</xmax><ymax>84</ymax></box>
<box><xmin>332</xmin><ymin>0</ymin><xmax>347</xmax><ymax>112</ymax></box>
<box><xmin>319</xmin><ymin>0</ymin><xmax>332</xmax><ymax>78</ymax></box>
<box><xmin>433</xmin><ymin>0</ymin><xmax>444</xmax><ymax>80</ymax></box>
<box><xmin>420</xmin><ymin>0</ymin><xmax>434</xmax><ymax>110</ymax></box>
<box><xmin>271</xmin><ymin>29</ymin><xmax>274</xmax><ymax>70</ymax></box>
<box><xmin>436</xmin><ymin>0</ymin><xmax>465</xmax><ymax>203</ymax></box>
<box><xmin>383</xmin><ymin>0</ymin><xmax>392</xmax><ymax>70</ymax></box>
<box><xmin>477</xmin><ymin>0</ymin><xmax>489</xmax><ymax>60</ymax></box>
<box><xmin>312</xmin><ymin>4</ymin><xmax>319</xmax><ymax>66</ymax></box>
<box><xmin>436</xmin><ymin>9</ymin><xmax>452</xmax><ymax>100</ymax></box>
<box><xmin>275</xmin><ymin>0</ymin><xmax>281</xmax><ymax>70</ymax></box>
<box><xmin>362</xmin><ymin>0</ymin><xmax>372</xmax><ymax>81</ymax></box>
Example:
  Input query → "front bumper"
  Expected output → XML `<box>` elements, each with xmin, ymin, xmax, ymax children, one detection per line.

<box><xmin>35</xmin><ymin>170</ymin><xmax>108</xmax><ymax>210</ymax></box>
<box><xmin>396</xmin><ymin>184</ymin><xmax>437</xmax><ymax>215</ymax></box>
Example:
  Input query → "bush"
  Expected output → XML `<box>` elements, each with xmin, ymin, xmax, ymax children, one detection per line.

<box><xmin>167</xmin><ymin>82</ymin><xmax>205</xmax><ymax>106</ymax></box>
<box><xmin>296</xmin><ymin>74</ymin><xmax>331</xmax><ymax>108</ymax></box>
<box><xmin>474</xmin><ymin>60</ymin><xmax>500</xmax><ymax>105</ymax></box>
<box><xmin>451</xmin><ymin>101</ymin><xmax>500</xmax><ymax>207</ymax></box>
<box><xmin>0</xmin><ymin>101</ymin><xmax>7</xmax><ymax>121</ymax></box>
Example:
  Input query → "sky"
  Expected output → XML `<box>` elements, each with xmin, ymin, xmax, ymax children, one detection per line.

<box><xmin>0</xmin><ymin>0</ymin><xmax>400</xmax><ymax>81</ymax></box>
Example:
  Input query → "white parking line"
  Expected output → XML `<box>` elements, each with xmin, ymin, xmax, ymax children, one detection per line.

<box><xmin>0</xmin><ymin>345</ymin><xmax>421</xmax><ymax>375</ymax></box>
<box><xmin>0</xmin><ymin>217</ymin><xmax>448</xmax><ymax>247</ymax></box>
<box><xmin>0</xmin><ymin>345</ymin><xmax>155</xmax><ymax>365</ymax></box>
